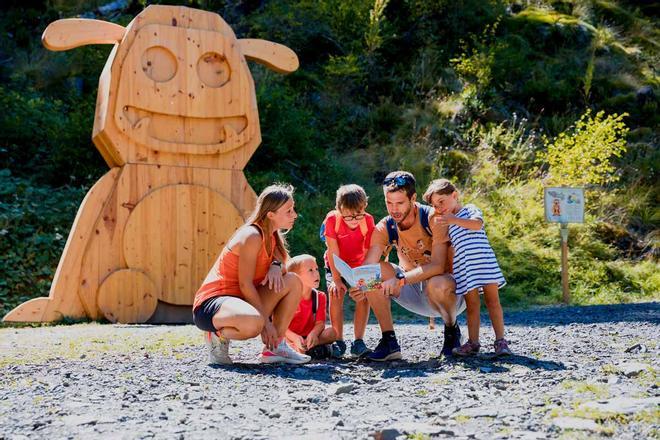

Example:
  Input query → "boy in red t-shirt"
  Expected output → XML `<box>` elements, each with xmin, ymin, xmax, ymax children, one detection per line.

<box><xmin>285</xmin><ymin>255</ymin><xmax>337</xmax><ymax>359</ymax></box>
<box><xmin>322</xmin><ymin>184</ymin><xmax>375</xmax><ymax>358</ymax></box>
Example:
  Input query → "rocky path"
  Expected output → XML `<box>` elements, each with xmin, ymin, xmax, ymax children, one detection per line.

<box><xmin>1</xmin><ymin>302</ymin><xmax>658</xmax><ymax>439</ymax></box>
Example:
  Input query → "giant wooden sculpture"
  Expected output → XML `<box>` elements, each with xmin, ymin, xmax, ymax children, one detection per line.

<box><xmin>3</xmin><ymin>5</ymin><xmax>299</xmax><ymax>324</ymax></box>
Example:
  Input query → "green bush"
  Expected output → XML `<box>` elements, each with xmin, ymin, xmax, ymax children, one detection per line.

<box><xmin>540</xmin><ymin>110</ymin><xmax>629</xmax><ymax>186</ymax></box>
<box><xmin>0</xmin><ymin>170</ymin><xmax>88</xmax><ymax>317</ymax></box>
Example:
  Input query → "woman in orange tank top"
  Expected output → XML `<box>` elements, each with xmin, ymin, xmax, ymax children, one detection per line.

<box><xmin>193</xmin><ymin>184</ymin><xmax>310</xmax><ymax>365</ymax></box>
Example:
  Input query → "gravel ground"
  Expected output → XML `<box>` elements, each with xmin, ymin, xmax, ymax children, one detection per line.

<box><xmin>1</xmin><ymin>302</ymin><xmax>658</xmax><ymax>439</ymax></box>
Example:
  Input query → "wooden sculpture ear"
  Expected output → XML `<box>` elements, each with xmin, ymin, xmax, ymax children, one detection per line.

<box><xmin>238</xmin><ymin>39</ymin><xmax>299</xmax><ymax>74</ymax></box>
<box><xmin>42</xmin><ymin>19</ymin><xmax>126</xmax><ymax>51</ymax></box>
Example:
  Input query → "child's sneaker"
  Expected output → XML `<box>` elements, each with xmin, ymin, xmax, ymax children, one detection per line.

<box><xmin>307</xmin><ymin>344</ymin><xmax>332</xmax><ymax>360</ymax></box>
<box><xmin>441</xmin><ymin>323</ymin><xmax>462</xmax><ymax>356</ymax></box>
<box><xmin>366</xmin><ymin>336</ymin><xmax>402</xmax><ymax>362</ymax></box>
<box><xmin>260</xmin><ymin>339</ymin><xmax>311</xmax><ymax>364</ymax></box>
<box><xmin>452</xmin><ymin>340</ymin><xmax>481</xmax><ymax>357</ymax></box>
<box><xmin>350</xmin><ymin>339</ymin><xmax>371</xmax><ymax>358</ymax></box>
<box><xmin>494</xmin><ymin>338</ymin><xmax>512</xmax><ymax>356</ymax></box>
<box><xmin>331</xmin><ymin>340</ymin><xmax>347</xmax><ymax>358</ymax></box>
<box><xmin>205</xmin><ymin>331</ymin><xmax>232</xmax><ymax>365</ymax></box>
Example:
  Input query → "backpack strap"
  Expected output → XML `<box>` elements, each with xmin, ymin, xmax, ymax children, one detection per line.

<box><xmin>319</xmin><ymin>211</ymin><xmax>338</xmax><ymax>243</ymax></box>
<box><xmin>311</xmin><ymin>288</ymin><xmax>318</xmax><ymax>319</ymax></box>
<box><xmin>332</xmin><ymin>211</ymin><xmax>341</xmax><ymax>236</ymax></box>
<box><xmin>417</xmin><ymin>203</ymin><xmax>433</xmax><ymax>236</ymax></box>
<box><xmin>386</xmin><ymin>216</ymin><xmax>398</xmax><ymax>245</ymax></box>
<box><xmin>319</xmin><ymin>221</ymin><xmax>327</xmax><ymax>243</ymax></box>
<box><xmin>358</xmin><ymin>218</ymin><xmax>368</xmax><ymax>238</ymax></box>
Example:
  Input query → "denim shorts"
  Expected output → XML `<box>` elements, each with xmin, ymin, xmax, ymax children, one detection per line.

<box><xmin>192</xmin><ymin>295</ymin><xmax>240</xmax><ymax>332</ymax></box>
<box><xmin>392</xmin><ymin>266</ymin><xmax>465</xmax><ymax>318</ymax></box>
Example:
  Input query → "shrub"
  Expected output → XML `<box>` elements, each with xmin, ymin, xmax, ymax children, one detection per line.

<box><xmin>0</xmin><ymin>170</ymin><xmax>88</xmax><ymax>317</ymax></box>
<box><xmin>540</xmin><ymin>110</ymin><xmax>629</xmax><ymax>186</ymax></box>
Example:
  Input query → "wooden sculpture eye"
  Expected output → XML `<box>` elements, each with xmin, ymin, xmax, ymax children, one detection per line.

<box><xmin>197</xmin><ymin>52</ymin><xmax>230</xmax><ymax>88</ymax></box>
<box><xmin>141</xmin><ymin>46</ymin><xmax>177</xmax><ymax>82</ymax></box>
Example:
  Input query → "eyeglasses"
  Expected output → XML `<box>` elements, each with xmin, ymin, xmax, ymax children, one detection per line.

<box><xmin>342</xmin><ymin>213</ymin><xmax>366</xmax><ymax>221</ymax></box>
<box><xmin>382</xmin><ymin>175</ymin><xmax>413</xmax><ymax>187</ymax></box>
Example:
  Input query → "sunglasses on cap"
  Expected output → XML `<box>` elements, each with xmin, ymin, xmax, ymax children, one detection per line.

<box><xmin>382</xmin><ymin>175</ymin><xmax>413</xmax><ymax>187</ymax></box>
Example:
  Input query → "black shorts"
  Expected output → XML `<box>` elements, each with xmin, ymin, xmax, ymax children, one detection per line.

<box><xmin>192</xmin><ymin>296</ymin><xmax>240</xmax><ymax>332</ymax></box>
<box><xmin>324</xmin><ymin>266</ymin><xmax>348</xmax><ymax>287</ymax></box>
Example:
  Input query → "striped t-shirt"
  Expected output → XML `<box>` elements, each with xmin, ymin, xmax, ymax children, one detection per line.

<box><xmin>448</xmin><ymin>204</ymin><xmax>505</xmax><ymax>296</ymax></box>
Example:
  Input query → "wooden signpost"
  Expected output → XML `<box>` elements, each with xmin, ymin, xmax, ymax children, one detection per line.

<box><xmin>544</xmin><ymin>187</ymin><xmax>585</xmax><ymax>304</ymax></box>
<box><xmin>3</xmin><ymin>5</ymin><xmax>299</xmax><ymax>324</ymax></box>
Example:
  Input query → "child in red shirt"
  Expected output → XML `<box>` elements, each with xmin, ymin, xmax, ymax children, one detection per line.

<box><xmin>322</xmin><ymin>184</ymin><xmax>375</xmax><ymax>358</ymax></box>
<box><xmin>285</xmin><ymin>255</ymin><xmax>337</xmax><ymax>359</ymax></box>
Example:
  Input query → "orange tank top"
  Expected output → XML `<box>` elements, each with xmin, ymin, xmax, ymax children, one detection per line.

<box><xmin>193</xmin><ymin>224</ymin><xmax>276</xmax><ymax>311</ymax></box>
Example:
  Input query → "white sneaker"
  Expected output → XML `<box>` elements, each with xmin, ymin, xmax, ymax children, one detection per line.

<box><xmin>259</xmin><ymin>339</ymin><xmax>311</xmax><ymax>364</ymax></box>
<box><xmin>205</xmin><ymin>331</ymin><xmax>232</xmax><ymax>365</ymax></box>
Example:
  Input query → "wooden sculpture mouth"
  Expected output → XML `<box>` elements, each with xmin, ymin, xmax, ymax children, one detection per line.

<box><xmin>123</xmin><ymin>105</ymin><xmax>248</xmax><ymax>145</ymax></box>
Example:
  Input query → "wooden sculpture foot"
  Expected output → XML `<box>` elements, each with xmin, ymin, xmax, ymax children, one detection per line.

<box><xmin>97</xmin><ymin>269</ymin><xmax>158</xmax><ymax>323</ymax></box>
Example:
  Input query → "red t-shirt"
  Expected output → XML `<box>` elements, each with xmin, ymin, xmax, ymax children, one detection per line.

<box><xmin>323</xmin><ymin>212</ymin><xmax>375</xmax><ymax>268</ymax></box>
<box><xmin>288</xmin><ymin>290</ymin><xmax>327</xmax><ymax>337</ymax></box>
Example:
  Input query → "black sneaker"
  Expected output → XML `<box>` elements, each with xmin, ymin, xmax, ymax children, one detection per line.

<box><xmin>441</xmin><ymin>323</ymin><xmax>462</xmax><ymax>357</ymax></box>
<box><xmin>331</xmin><ymin>340</ymin><xmax>347</xmax><ymax>358</ymax></box>
<box><xmin>366</xmin><ymin>336</ymin><xmax>402</xmax><ymax>362</ymax></box>
<box><xmin>306</xmin><ymin>344</ymin><xmax>332</xmax><ymax>360</ymax></box>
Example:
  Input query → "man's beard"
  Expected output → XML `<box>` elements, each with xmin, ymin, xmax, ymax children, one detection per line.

<box><xmin>394</xmin><ymin>204</ymin><xmax>413</xmax><ymax>226</ymax></box>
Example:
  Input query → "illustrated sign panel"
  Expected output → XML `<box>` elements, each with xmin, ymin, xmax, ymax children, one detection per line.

<box><xmin>544</xmin><ymin>187</ymin><xmax>584</xmax><ymax>223</ymax></box>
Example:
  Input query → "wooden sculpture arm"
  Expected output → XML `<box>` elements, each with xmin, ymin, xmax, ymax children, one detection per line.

<box><xmin>239</xmin><ymin>39</ymin><xmax>299</xmax><ymax>74</ymax></box>
<box><xmin>42</xmin><ymin>19</ymin><xmax>125</xmax><ymax>51</ymax></box>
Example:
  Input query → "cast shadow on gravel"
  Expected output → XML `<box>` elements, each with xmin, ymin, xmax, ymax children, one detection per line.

<box><xmin>449</xmin><ymin>354</ymin><xmax>566</xmax><ymax>373</ymax></box>
<box><xmin>356</xmin><ymin>358</ymin><xmax>449</xmax><ymax>379</ymax></box>
<box><xmin>206</xmin><ymin>358</ymin><xmax>449</xmax><ymax>381</ymax></box>
<box><xmin>207</xmin><ymin>362</ymin><xmax>342</xmax><ymax>383</ymax></box>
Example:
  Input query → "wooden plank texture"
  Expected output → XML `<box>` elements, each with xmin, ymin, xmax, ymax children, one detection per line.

<box><xmin>97</xmin><ymin>269</ymin><xmax>158</xmax><ymax>323</ymax></box>
<box><xmin>42</xmin><ymin>19</ymin><xmax>125</xmax><ymax>51</ymax></box>
<box><xmin>4</xmin><ymin>4</ymin><xmax>296</xmax><ymax>323</ymax></box>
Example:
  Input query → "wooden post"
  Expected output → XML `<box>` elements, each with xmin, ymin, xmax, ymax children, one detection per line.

<box><xmin>560</xmin><ymin>223</ymin><xmax>570</xmax><ymax>304</ymax></box>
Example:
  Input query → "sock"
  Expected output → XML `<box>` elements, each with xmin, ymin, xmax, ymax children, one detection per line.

<box><xmin>382</xmin><ymin>330</ymin><xmax>396</xmax><ymax>340</ymax></box>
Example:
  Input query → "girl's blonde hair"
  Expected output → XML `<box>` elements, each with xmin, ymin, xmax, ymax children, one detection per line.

<box><xmin>286</xmin><ymin>254</ymin><xmax>316</xmax><ymax>274</ymax></box>
<box><xmin>423</xmin><ymin>179</ymin><xmax>457</xmax><ymax>203</ymax></box>
<box><xmin>246</xmin><ymin>183</ymin><xmax>294</xmax><ymax>261</ymax></box>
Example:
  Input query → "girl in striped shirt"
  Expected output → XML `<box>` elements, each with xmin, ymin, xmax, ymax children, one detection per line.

<box><xmin>423</xmin><ymin>179</ymin><xmax>512</xmax><ymax>357</ymax></box>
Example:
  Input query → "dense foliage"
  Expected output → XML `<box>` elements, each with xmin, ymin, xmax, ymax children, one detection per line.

<box><xmin>1</xmin><ymin>0</ymin><xmax>658</xmax><ymax>318</ymax></box>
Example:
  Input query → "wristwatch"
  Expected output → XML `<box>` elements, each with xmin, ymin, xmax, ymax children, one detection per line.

<box><xmin>395</xmin><ymin>271</ymin><xmax>406</xmax><ymax>287</ymax></box>
<box><xmin>271</xmin><ymin>260</ymin><xmax>282</xmax><ymax>267</ymax></box>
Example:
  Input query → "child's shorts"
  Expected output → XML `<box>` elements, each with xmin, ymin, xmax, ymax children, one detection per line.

<box><xmin>193</xmin><ymin>295</ymin><xmax>241</xmax><ymax>332</ymax></box>
<box><xmin>392</xmin><ymin>266</ymin><xmax>466</xmax><ymax>318</ymax></box>
<box><xmin>324</xmin><ymin>267</ymin><xmax>349</xmax><ymax>290</ymax></box>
